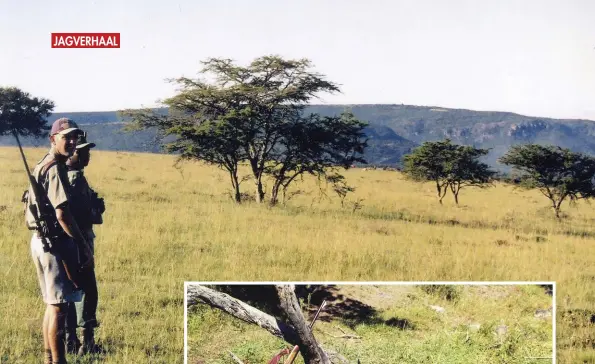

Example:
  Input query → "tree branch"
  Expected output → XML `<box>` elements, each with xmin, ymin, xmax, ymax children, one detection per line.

<box><xmin>187</xmin><ymin>285</ymin><xmax>301</xmax><ymax>344</ymax></box>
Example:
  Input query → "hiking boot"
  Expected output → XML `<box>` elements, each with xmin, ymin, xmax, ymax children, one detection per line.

<box><xmin>77</xmin><ymin>328</ymin><xmax>102</xmax><ymax>355</ymax></box>
<box><xmin>65</xmin><ymin>338</ymin><xmax>81</xmax><ymax>355</ymax></box>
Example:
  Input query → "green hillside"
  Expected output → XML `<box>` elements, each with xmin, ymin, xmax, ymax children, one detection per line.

<box><xmin>1</xmin><ymin>104</ymin><xmax>593</xmax><ymax>169</ymax></box>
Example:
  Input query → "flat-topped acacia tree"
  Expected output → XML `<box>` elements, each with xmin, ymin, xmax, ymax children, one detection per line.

<box><xmin>499</xmin><ymin>144</ymin><xmax>595</xmax><ymax>218</ymax></box>
<box><xmin>0</xmin><ymin>86</ymin><xmax>55</xmax><ymax>140</ymax></box>
<box><xmin>402</xmin><ymin>139</ymin><xmax>495</xmax><ymax>205</ymax></box>
<box><xmin>121</xmin><ymin>55</ymin><xmax>367</xmax><ymax>204</ymax></box>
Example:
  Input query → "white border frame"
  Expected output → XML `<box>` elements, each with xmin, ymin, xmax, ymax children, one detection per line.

<box><xmin>184</xmin><ymin>281</ymin><xmax>556</xmax><ymax>364</ymax></box>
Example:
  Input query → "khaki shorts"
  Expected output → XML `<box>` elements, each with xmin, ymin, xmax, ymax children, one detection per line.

<box><xmin>31</xmin><ymin>234</ymin><xmax>83</xmax><ymax>305</ymax></box>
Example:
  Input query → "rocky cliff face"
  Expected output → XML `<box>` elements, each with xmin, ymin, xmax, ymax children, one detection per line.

<box><xmin>309</xmin><ymin>105</ymin><xmax>595</xmax><ymax>168</ymax></box>
<box><xmin>508</xmin><ymin>120</ymin><xmax>548</xmax><ymax>139</ymax></box>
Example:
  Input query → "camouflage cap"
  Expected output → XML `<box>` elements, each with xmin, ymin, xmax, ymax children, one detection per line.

<box><xmin>51</xmin><ymin>118</ymin><xmax>81</xmax><ymax>136</ymax></box>
<box><xmin>76</xmin><ymin>132</ymin><xmax>96</xmax><ymax>150</ymax></box>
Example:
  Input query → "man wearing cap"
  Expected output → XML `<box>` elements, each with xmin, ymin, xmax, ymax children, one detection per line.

<box><xmin>64</xmin><ymin>132</ymin><xmax>104</xmax><ymax>355</ymax></box>
<box><xmin>27</xmin><ymin>117</ymin><xmax>94</xmax><ymax>364</ymax></box>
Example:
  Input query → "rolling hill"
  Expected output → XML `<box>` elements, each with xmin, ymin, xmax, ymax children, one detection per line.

<box><xmin>1</xmin><ymin>104</ymin><xmax>593</xmax><ymax>170</ymax></box>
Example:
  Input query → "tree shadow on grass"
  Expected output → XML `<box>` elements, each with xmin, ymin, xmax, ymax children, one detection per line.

<box><xmin>296</xmin><ymin>285</ymin><xmax>415</xmax><ymax>330</ymax></box>
<box><xmin>208</xmin><ymin>284</ymin><xmax>415</xmax><ymax>331</ymax></box>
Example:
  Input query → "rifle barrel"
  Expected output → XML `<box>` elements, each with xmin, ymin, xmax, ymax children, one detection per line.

<box><xmin>12</xmin><ymin>130</ymin><xmax>34</xmax><ymax>179</ymax></box>
<box><xmin>309</xmin><ymin>299</ymin><xmax>327</xmax><ymax>330</ymax></box>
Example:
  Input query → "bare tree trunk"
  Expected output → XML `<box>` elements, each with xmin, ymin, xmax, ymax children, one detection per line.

<box><xmin>448</xmin><ymin>182</ymin><xmax>460</xmax><ymax>205</ymax></box>
<box><xmin>275</xmin><ymin>285</ymin><xmax>331</xmax><ymax>364</ymax></box>
<box><xmin>247</xmin><ymin>154</ymin><xmax>266</xmax><ymax>203</ymax></box>
<box><xmin>270</xmin><ymin>180</ymin><xmax>282</xmax><ymax>206</ymax></box>
<box><xmin>187</xmin><ymin>285</ymin><xmax>301</xmax><ymax>343</ymax></box>
<box><xmin>544</xmin><ymin>187</ymin><xmax>564</xmax><ymax>219</ymax></box>
<box><xmin>255</xmin><ymin>177</ymin><xmax>265</xmax><ymax>203</ymax></box>
<box><xmin>554</xmin><ymin>198</ymin><xmax>564</xmax><ymax>219</ymax></box>
<box><xmin>438</xmin><ymin>183</ymin><xmax>448</xmax><ymax>205</ymax></box>
<box><xmin>227</xmin><ymin>169</ymin><xmax>242</xmax><ymax>203</ymax></box>
<box><xmin>452</xmin><ymin>184</ymin><xmax>460</xmax><ymax>206</ymax></box>
<box><xmin>187</xmin><ymin>285</ymin><xmax>332</xmax><ymax>364</ymax></box>
<box><xmin>549</xmin><ymin>194</ymin><xmax>567</xmax><ymax>219</ymax></box>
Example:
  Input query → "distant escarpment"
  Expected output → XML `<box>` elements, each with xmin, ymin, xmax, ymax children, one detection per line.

<box><xmin>1</xmin><ymin>104</ymin><xmax>593</xmax><ymax>170</ymax></box>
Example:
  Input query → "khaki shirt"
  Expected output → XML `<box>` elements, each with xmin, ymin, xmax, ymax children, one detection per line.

<box><xmin>25</xmin><ymin>151</ymin><xmax>70</xmax><ymax>230</ymax></box>
<box><xmin>38</xmin><ymin>154</ymin><xmax>70</xmax><ymax>208</ymax></box>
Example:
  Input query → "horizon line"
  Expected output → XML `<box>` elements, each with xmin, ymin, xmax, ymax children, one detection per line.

<box><xmin>52</xmin><ymin>103</ymin><xmax>595</xmax><ymax>123</ymax></box>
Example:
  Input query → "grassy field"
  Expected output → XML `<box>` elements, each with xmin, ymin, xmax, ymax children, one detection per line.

<box><xmin>187</xmin><ymin>284</ymin><xmax>553</xmax><ymax>364</ymax></box>
<box><xmin>0</xmin><ymin>146</ymin><xmax>594</xmax><ymax>363</ymax></box>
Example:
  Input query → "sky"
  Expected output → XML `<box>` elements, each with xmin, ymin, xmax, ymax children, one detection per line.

<box><xmin>1</xmin><ymin>0</ymin><xmax>594</xmax><ymax>120</ymax></box>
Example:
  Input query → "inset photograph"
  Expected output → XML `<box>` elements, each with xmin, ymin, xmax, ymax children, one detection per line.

<box><xmin>185</xmin><ymin>282</ymin><xmax>554</xmax><ymax>364</ymax></box>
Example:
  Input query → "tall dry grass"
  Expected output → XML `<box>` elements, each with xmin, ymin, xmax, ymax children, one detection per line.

<box><xmin>0</xmin><ymin>146</ymin><xmax>593</xmax><ymax>363</ymax></box>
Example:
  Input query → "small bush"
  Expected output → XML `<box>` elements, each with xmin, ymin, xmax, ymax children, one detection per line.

<box><xmin>421</xmin><ymin>285</ymin><xmax>461</xmax><ymax>302</ymax></box>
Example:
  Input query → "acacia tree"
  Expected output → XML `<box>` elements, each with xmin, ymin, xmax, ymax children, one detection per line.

<box><xmin>446</xmin><ymin>145</ymin><xmax>496</xmax><ymax>205</ymax></box>
<box><xmin>499</xmin><ymin>144</ymin><xmax>595</xmax><ymax>218</ymax></box>
<box><xmin>402</xmin><ymin>139</ymin><xmax>495</xmax><ymax>205</ymax></box>
<box><xmin>122</xmin><ymin>55</ymin><xmax>366</xmax><ymax>204</ymax></box>
<box><xmin>402</xmin><ymin>139</ymin><xmax>455</xmax><ymax>204</ymax></box>
<box><xmin>187</xmin><ymin>284</ymin><xmax>332</xmax><ymax>364</ymax></box>
<box><xmin>267</xmin><ymin>110</ymin><xmax>367</xmax><ymax>206</ymax></box>
<box><xmin>123</xmin><ymin>106</ymin><xmax>249</xmax><ymax>202</ymax></box>
<box><xmin>0</xmin><ymin>86</ymin><xmax>55</xmax><ymax>139</ymax></box>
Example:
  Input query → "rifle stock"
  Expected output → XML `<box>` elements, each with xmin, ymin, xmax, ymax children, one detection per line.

<box><xmin>284</xmin><ymin>345</ymin><xmax>300</xmax><ymax>364</ymax></box>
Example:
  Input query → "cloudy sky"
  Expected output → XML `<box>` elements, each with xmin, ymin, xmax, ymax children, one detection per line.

<box><xmin>1</xmin><ymin>0</ymin><xmax>594</xmax><ymax>120</ymax></box>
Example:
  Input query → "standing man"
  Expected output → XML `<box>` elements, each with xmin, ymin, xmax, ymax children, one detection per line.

<box><xmin>27</xmin><ymin>117</ymin><xmax>94</xmax><ymax>364</ymax></box>
<box><xmin>64</xmin><ymin>132</ymin><xmax>104</xmax><ymax>355</ymax></box>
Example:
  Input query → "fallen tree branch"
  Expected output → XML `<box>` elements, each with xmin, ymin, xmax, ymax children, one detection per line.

<box><xmin>320</xmin><ymin>330</ymin><xmax>362</xmax><ymax>340</ymax></box>
<box><xmin>320</xmin><ymin>325</ymin><xmax>362</xmax><ymax>340</ymax></box>
<box><xmin>187</xmin><ymin>284</ymin><xmax>336</xmax><ymax>364</ymax></box>
<box><xmin>187</xmin><ymin>284</ymin><xmax>301</xmax><ymax>344</ymax></box>
<box><xmin>335</xmin><ymin>326</ymin><xmax>348</xmax><ymax>334</ymax></box>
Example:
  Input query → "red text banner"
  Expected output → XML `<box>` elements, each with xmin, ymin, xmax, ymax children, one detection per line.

<box><xmin>51</xmin><ymin>33</ymin><xmax>120</xmax><ymax>48</ymax></box>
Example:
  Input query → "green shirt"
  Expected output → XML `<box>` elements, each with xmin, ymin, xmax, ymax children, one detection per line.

<box><xmin>67</xmin><ymin>168</ymin><xmax>96</xmax><ymax>240</ymax></box>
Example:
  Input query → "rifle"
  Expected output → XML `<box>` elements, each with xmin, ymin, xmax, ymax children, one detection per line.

<box><xmin>283</xmin><ymin>345</ymin><xmax>300</xmax><ymax>364</ymax></box>
<box><xmin>13</xmin><ymin>129</ymin><xmax>84</xmax><ymax>289</ymax></box>
<box><xmin>309</xmin><ymin>300</ymin><xmax>327</xmax><ymax>330</ymax></box>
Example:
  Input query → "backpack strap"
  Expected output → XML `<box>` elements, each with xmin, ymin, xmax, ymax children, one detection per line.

<box><xmin>38</xmin><ymin>158</ymin><xmax>59</xmax><ymax>185</ymax></box>
<box><xmin>32</xmin><ymin>158</ymin><xmax>61</xmax><ymax>209</ymax></box>
<box><xmin>24</xmin><ymin>158</ymin><xmax>60</xmax><ymax>231</ymax></box>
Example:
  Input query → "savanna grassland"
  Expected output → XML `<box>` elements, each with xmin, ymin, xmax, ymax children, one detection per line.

<box><xmin>187</xmin><ymin>284</ymin><xmax>553</xmax><ymax>364</ymax></box>
<box><xmin>0</xmin><ymin>146</ymin><xmax>594</xmax><ymax>363</ymax></box>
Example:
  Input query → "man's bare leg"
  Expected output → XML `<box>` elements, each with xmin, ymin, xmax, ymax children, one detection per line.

<box><xmin>43</xmin><ymin>306</ymin><xmax>52</xmax><ymax>364</ymax></box>
<box><xmin>47</xmin><ymin>303</ymin><xmax>68</xmax><ymax>364</ymax></box>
